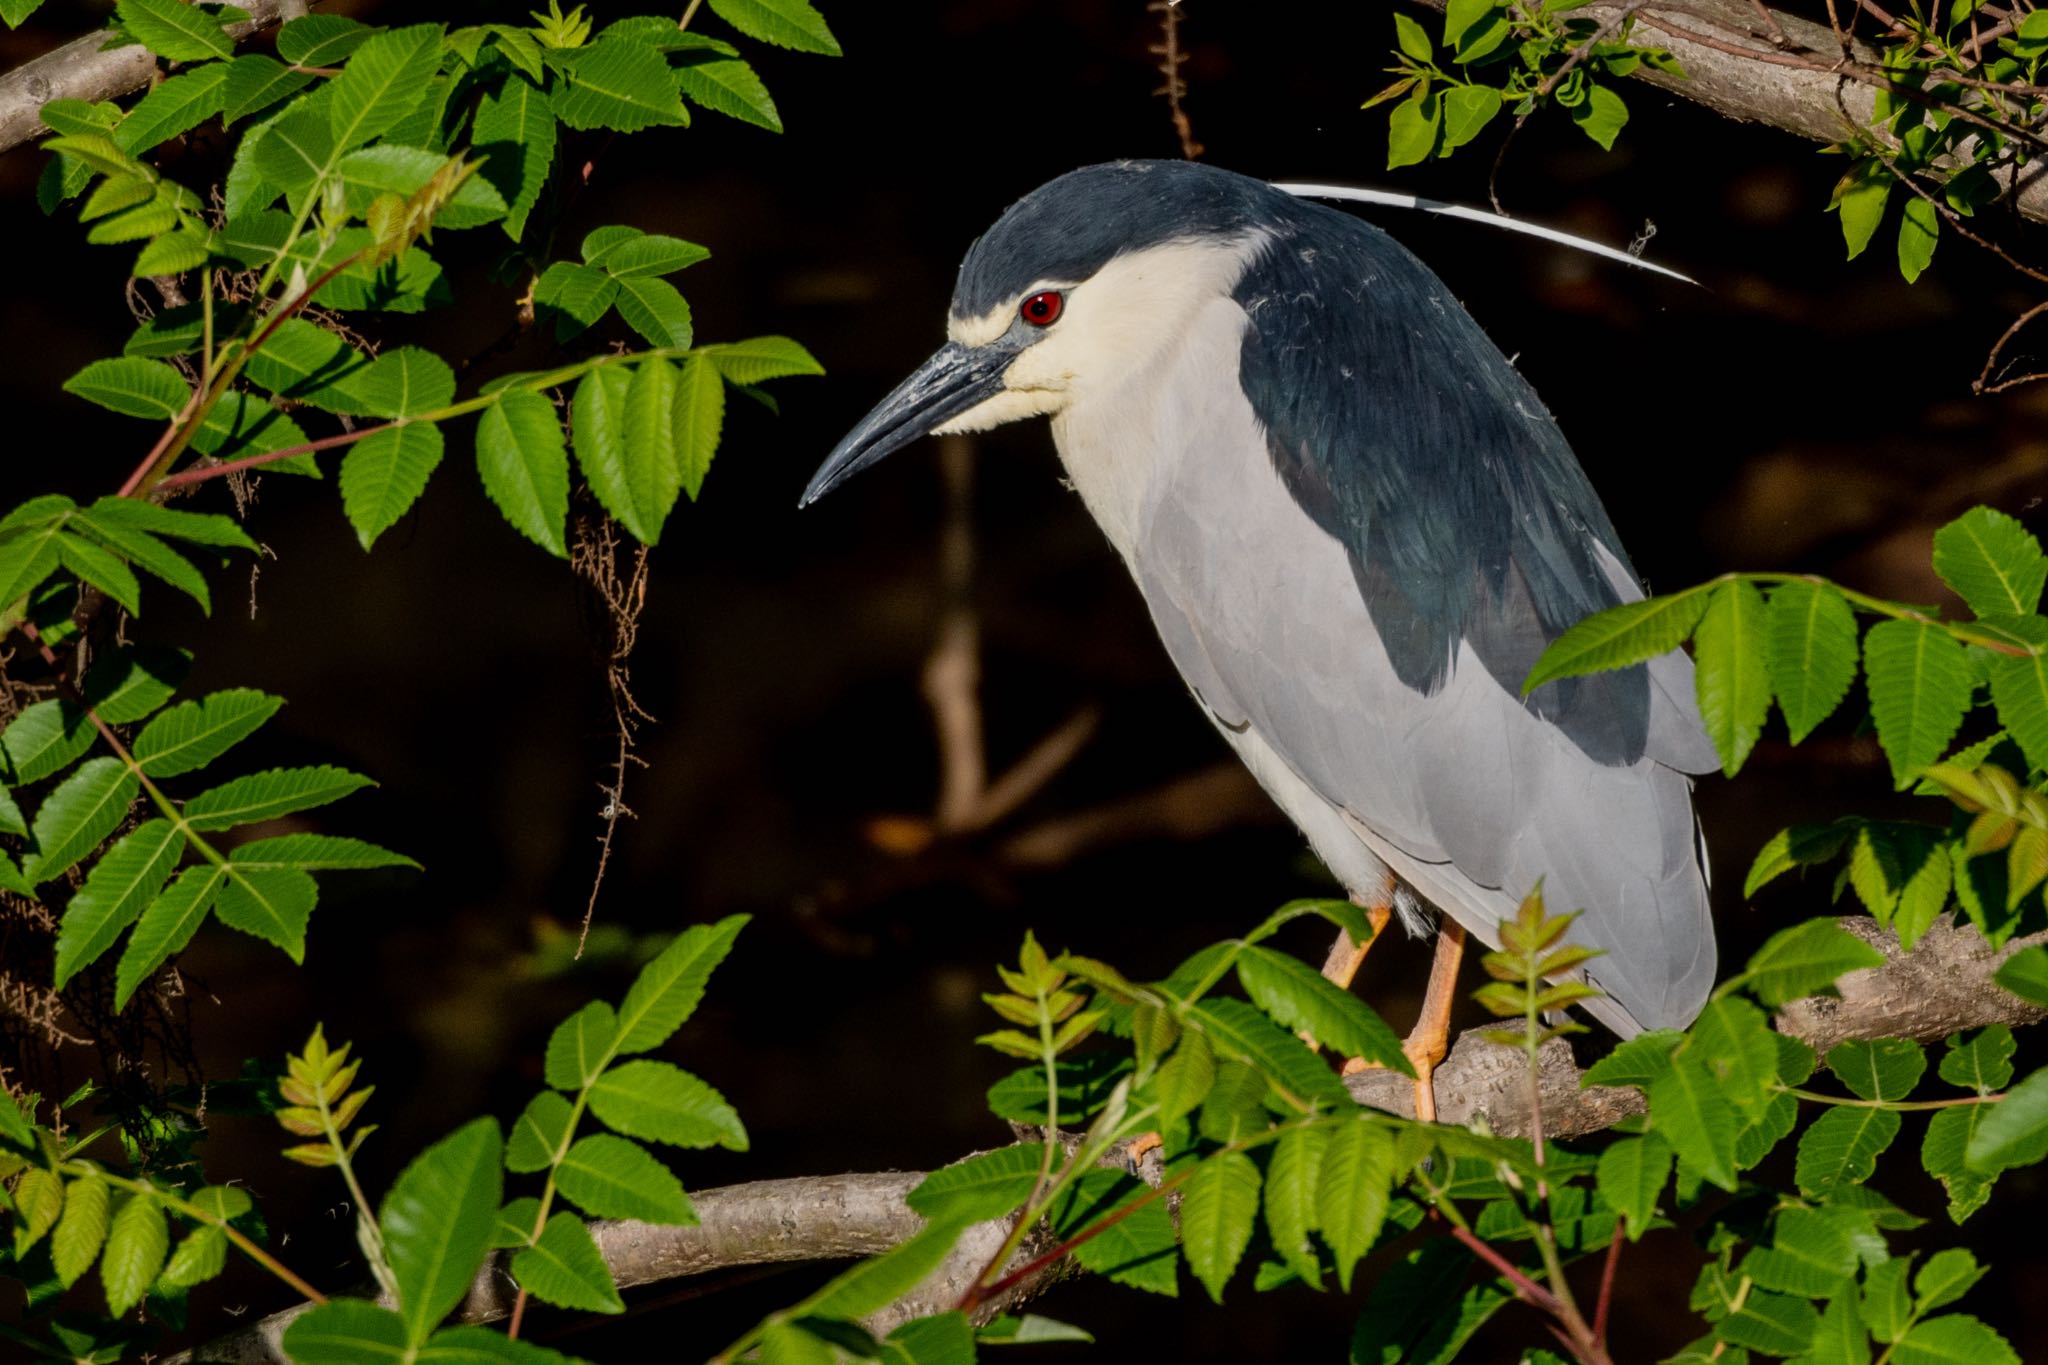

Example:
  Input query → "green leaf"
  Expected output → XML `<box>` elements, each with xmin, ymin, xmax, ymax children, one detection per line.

<box><xmin>222</xmin><ymin>54</ymin><xmax>313</xmax><ymax>125</ymax></box>
<box><xmin>1897</xmin><ymin>193</ymin><xmax>1939</xmax><ymax>283</ymax></box>
<box><xmin>1057</xmin><ymin>1172</ymin><xmax>1176</xmax><ymax>1296</ymax></box>
<box><xmin>556</xmin><ymin>1134</ymin><xmax>695</xmax><ymax>1225</ymax></box>
<box><xmin>1828</xmin><ymin>1038</ymin><xmax>1926</xmax><ymax>1102</ymax></box>
<box><xmin>116</xmin><ymin>65</ymin><xmax>229</xmax><ymax>155</ymax></box>
<box><xmin>381</xmin><ymin>1116</ymin><xmax>504</xmax><ymax>1345</ymax></box>
<box><xmin>1766</xmin><ymin>581</ymin><xmax>1860</xmax><ymax>743</ymax></box>
<box><xmin>115</xmin><ymin>864</ymin><xmax>226</xmax><ymax>1008</ymax></box>
<box><xmin>1863</xmin><ymin>619</ymin><xmax>1974</xmax><ymax>788</ymax></box>
<box><xmin>134</xmin><ymin>689</ymin><xmax>282</xmax><ymax>777</ymax></box>
<box><xmin>276</xmin><ymin>14</ymin><xmax>372</xmax><ymax>65</ymax></box>
<box><xmin>1439</xmin><ymin>84</ymin><xmax>1499</xmax><ymax>152</ymax></box>
<box><xmin>554</xmin><ymin>40</ymin><xmax>689</xmax><ymax>132</ymax></box>
<box><xmin>159</xmin><ymin>1223</ymin><xmax>228</xmax><ymax>1290</ymax></box>
<box><xmin>1895</xmin><ymin>1315</ymin><xmax>2019</xmax><ymax>1365</ymax></box>
<box><xmin>337</xmin><ymin>146</ymin><xmax>507</xmax><ymax>229</ymax></box>
<box><xmin>698</xmin><ymin>336</ymin><xmax>824</xmax><ymax>385</ymax></box>
<box><xmin>333</xmin><ymin>346</ymin><xmax>456</xmax><ymax>419</ymax></box>
<box><xmin>24</xmin><ymin>757</ymin><xmax>138</xmax><ymax>885</ymax></box>
<box><xmin>1716</xmin><ymin>1288</ymin><xmax>1819</xmax><ymax>1354</ymax></box>
<box><xmin>1989</xmin><ymin>640</ymin><xmax>2048</xmax><ymax>777</ymax></box>
<box><xmin>1933</xmin><ymin>508</ymin><xmax>2047</xmax><ymax>616</ymax></box>
<box><xmin>12</xmin><ymin>1165</ymin><xmax>61</xmax><ymax>1254</ymax></box>
<box><xmin>1349</xmin><ymin>1239</ymin><xmax>1509</xmax><ymax>1365</ymax></box>
<box><xmin>476</xmin><ymin>391</ymin><xmax>569</xmax><ymax>557</ymax></box>
<box><xmin>1393</xmin><ymin>11</ymin><xmax>1433</xmax><ymax>59</ymax></box>
<box><xmin>543</xmin><ymin>1001</ymin><xmax>617</xmax><ymax>1091</ymax></box>
<box><xmin>214</xmin><ymin>865</ymin><xmax>317</xmax><ymax>958</ymax></box>
<box><xmin>1740</xmin><ymin>918</ymin><xmax>1885</xmax><ymax>1006</ymax></box>
<box><xmin>1596</xmin><ymin>1133</ymin><xmax>1671</xmax><ymax>1239</ymax></box>
<box><xmin>1914</xmin><ymin>1248</ymin><xmax>1986</xmax><ymax>1313</ymax></box>
<box><xmin>52</xmin><ymin>1174</ymin><xmax>109</xmax><ymax>1288</ymax></box>
<box><xmin>252</xmin><ymin>105</ymin><xmax>336</xmax><ymax>202</ymax></box>
<box><xmin>1387</xmin><ymin>88</ymin><xmax>1440</xmax><ymax>169</ymax></box>
<box><xmin>419</xmin><ymin>1325</ymin><xmax>588</xmax><ymax>1362</ymax></box>
<box><xmin>1524</xmin><ymin>588</ymin><xmax>1711</xmax><ymax>693</ymax></box>
<box><xmin>1317</xmin><ymin>1119</ymin><xmax>1394</xmax><ymax>1292</ymax></box>
<box><xmin>1235</xmin><ymin>944</ymin><xmax>1408</xmax><ymax>1070</ymax></box>
<box><xmin>1836</xmin><ymin>165</ymin><xmax>1891</xmax><ymax>259</ymax></box>
<box><xmin>605</xmin><ymin>915</ymin><xmax>744</xmax><ymax>1056</ymax></box>
<box><xmin>184</xmin><ymin>765</ymin><xmax>375</xmax><ymax>832</ymax></box>
<box><xmin>473</xmin><ymin>75</ymin><xmax>556</xmax><ymax>241</ymax></box>
<box><xmin>1993</xmin><ymin>945</ymin><xmax>2048</xmax><ymax>1006</ymax></box>
<box><xmin>1742</xmin><ymin>1206</ymin><xmax>1858</xmax><ymax>1299</ymax></box>
<box><xmin>63</xmin><ymin>357</ymin><xmax>189</xmax><ymax>419</ymax></box>
<box><xmin>1583</xmin><ymin>1032</ymin><xmax>1682</xmax><ymax>1095</ymax></box>
<box><xmin>587</xmin><ymin>1060</ymin><xmax>748</xmax><ymax>1150</ymax></box>
<box><xmin>54</xmin><ymin>818</ymin><xmax>184</xmax><ymax>987</ymax></box>
<box><xmin>1153</xmin><ymin>1030</ymin><xmax>1216</xmax><ymax>1129</ymax></box>
<box><xmin>1795</xmin><ymin>1105</ymin><xmax>1901</xmax><ymax>1194</ymax></box>
<box><xmin>672</xmin><ymin>352</ymin><xmax>725</xmax><ymax>503</ymax></box>
<box><xmin>1263</xmin><ymin>1125</ymin><xmax>1326</xmax><ymax>1287</ymax></box>
<box><xmin>506</xmin><ymin>1091</ymin><xmax>574</xmax><ymax>1174</ymax></box>
<box><xmin>100</xmin><ymin>1192</ymin><xmax>168</xmax><ymax>1316</ymax></box>
<box><xmin>906</xmin><ymin>1145</ymin><xmax>1041</xmax><ymax>1224</ymax></box>
<box><xmin>1650</xmin><ymin>1052</ymin><xmax>1739</xmax><ymax>1191</ymax></box>
<box><xmin>229</xmin><ymin>832</ymin><xmax>413</xmax><ymax>869</ymax></box>
<box><xmin>0</xmin><ymin>0</ymin><xmax>47</xmax><ymax>27</ymax></box>
<box><xmin>605</xmin><ymin>277</ymin><xmax>690</xmax><ymax>351</ymax></box>
<box><xmin>807</xmin><ymin>1215</ymin><xmax>975</xmax><ymax>1319</ymax></box>
<box><xmin>707</xmin><ymin>0</ymin><xmax>840</xmax><ymax>53</ymax></box>
<box><xmin>80</xmin><ymin>648</ymin><xmax>186</xmax><ymax>730</ymax></box>
<box><xmin>1570</xmin><ymin>82</ymin><xmax>1629</xmax><ymax>150</ymax></box>
<box><xmin>1940</xmin><ymin>1025</ymin><xmax>2015</xmax><ymax>1093</ymax></box>
<box><xmin>533</xmin><ymin>261</ymin><xmax>619</xmax><ymax>341</ymax></box>
<box><xmin>492</xmin><ymin>1198</ymin><xmax>542</xmax><ymax>1250</ymax></box>
<box><xmin>1800</xmin><ymin>1293</ymin><xmax>1872</xmax><ymax>1365</ymax></box>
<box><xmin>85</xmin><ymin>495</ymin><xmax>256</xmax><ymax>550</ymax></box>
<box><xmin>674</xmin><ymin>56</ymin><xmax>781</xmax><ymax>131</ymax></box>
<box><xmin>585</xmin><ymin>228</ymin><xmax>709</xmax><ymax>278</ymax></box>
<box><xmin>116</xmin><ymin>0</ymin><xmax>233</xmax><ymax>61</ymax></box>
<box><xmin>1694</xmin><ymin>579</ymin><xmax>1772</xmax><ymax>775</ymax></box>
<box><xmin>1191</xmin><ymin>998</ymin><xmax>1354</xmax><ymax>1109</ymax></box>
<box><xmin>342</xmin><ymin>423</ymin><xmax>445</xmax><ymax>550</ymax></box>
<box><xmin>1965</xmin><ymin>1065</ymin><xmax>2048</xmax><ymax>1173</ymax></box>
<box><xmin>329</xmin><ymin>24</ymin><xmax>444</xmax><ymax>151</ymax></box>
<box><xmin>1</xmin><ymin>698</ymin><xmax>91</xmax><ymax>784</ymax></box>
<box><xmin>280</xmin><ymin>1299</ymin><xmax>410</xmax><ymax>1364</ymax></box>
<box><xmin>1179</xmin><ymin>1150</ymin><xmax>1258</xmax><ymax>1303</ymax></box>
<box><xmin>882</xmin><ymin>1313</ymin><xmax>975</xmax><ymax>1365</ymax></box>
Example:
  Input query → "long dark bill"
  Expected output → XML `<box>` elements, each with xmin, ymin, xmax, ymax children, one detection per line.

<box><xmin>799</xmin><ymin>343</ymin><xmax>1010</xmax><ymax>507</ymax></box>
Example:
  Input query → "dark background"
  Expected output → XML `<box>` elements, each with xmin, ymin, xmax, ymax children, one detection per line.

<box><xmin>5</xmin><ymin>1</ymin><xmax>2048</xmax><ymax>1359</ymax></box>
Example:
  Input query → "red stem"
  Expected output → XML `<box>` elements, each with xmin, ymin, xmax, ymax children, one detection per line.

<box><xmin>155</xmin><ymin>422</ymin><xmax>397</xmax><ymax>490</ymax></box>
<box><xmin>1446</xmin><ymin>1223</ymin><xmax>1562</xmax><ymax>1316</ymax></box>
<box><xmin>1593</xmin><ymin>1220</ymin><xmax>1624</xmax><ymax>1344</ymax></box>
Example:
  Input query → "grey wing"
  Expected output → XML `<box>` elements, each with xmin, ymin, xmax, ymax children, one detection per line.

<box><xmin>1135</xmin><ymin>422</ymin><xmax>1716</xmax><ymax>1037</ymax></box>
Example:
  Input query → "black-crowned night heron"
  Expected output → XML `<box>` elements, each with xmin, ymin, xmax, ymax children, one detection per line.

<box><xmin>803</xmin><ymin>160</ymin><xmax>1716</xmax><ymax>1118</ymax></box>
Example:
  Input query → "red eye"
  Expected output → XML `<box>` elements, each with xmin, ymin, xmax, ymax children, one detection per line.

<box><xmin>1020</xmin><ymin>290</ymin><xmax>1064</xmax><ymax>327</ymax></box>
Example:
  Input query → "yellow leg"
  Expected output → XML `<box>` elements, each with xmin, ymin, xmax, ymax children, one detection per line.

<box><xmin>1402</xmin><ymin>923</ymin><xmax>1468</xmax><ymax>1124</ymax></box>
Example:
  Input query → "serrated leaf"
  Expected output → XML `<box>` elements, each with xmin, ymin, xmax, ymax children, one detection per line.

<box><xmin>158</xmin><ymin>1223</ymin><xmax>228</xmax><ymax>1290</ymax></box>
<box><xmin>115</xmin><ymin>863</ymin><xmax>226</xmax><ymax>1008</ymax></box>
<box><xmin>184</xmin><ymin>765</ymin><xmax>375</xmax><ymax>832</ymax></box>
<box><xmin>85</xmin><ymin>495</ymin><xmax>256</xmax><ymax>550</ymax></box>
<box><xmin>505</xmin><ymin>1091</ymin><xmax>574</xmax><ymax>1174</ymax></box>
<box><xmin>511</xmin><ymin>1215</ymin><xmax>626</xmax><ymax>1314</ymax></box>
<box><xmin>1180</xmin><ymin>1150</ymin><xmax>1258</xmax><ymax>1303</ymax></box>
<box><xmin>56</xmin><ymin>530</ymin><xmax>142</xmax><ymax>613</ymax></box>
<box><xmin>133</xmin><ymin>688</ymin><xmax>281</xmax><ymax>777</ymax></box>
<box><xmin>1940</xmin><ymin>1025</ymin><xmax>2015</xmax><ymax>1093</ymax></box>
<box><xmin>222</xmin><ymin>54</ymin><xmax>313</xmax><ymax>125</ymax></box>
<box><xmin>614</xmin><ymin>914</ymin><xmax>746</xmax><ymax>1052</ymax></box>
<box><xmin>613</xmin><ymin>276</ymin><xmax>694</xmax><ymax>350</ymax></box>
<box><xmin>12</xmin><ymin>1166</ymin><xmax>61</xmax><ymax>1256</ymax></box>
<box><xmin>474</xmin><ymin>74</ymin><xmax>555</xmax><ymax>241</ymax></box>
<box><xmin>63</xmin><ymin>356</ymin><xmax>189</xmax><ymax>420</ymax></box>
<box><xmin>672</xmin><ymin>352</ymin><xmax>724</xmax><ymax>503</ymax></box>
<box><xmin>543</xmin><ymin>1000</ymin><xmax>616</xmax><ymax>1091</ymax></box>
<box><xmin>1986</xmin><ymin>625</ymin><xmax>2048</xmax><ymax>775</ymax></box>
<box><xmin>82</xmin><ymin>645</ymin><xmax>189</xmax><ymax>725</ymax></box>
<box><xmin>1349</xmin><ymin>1238</ymin><xmax>1508</xmax><ymax>1365</ymax></box>
<box><xmin>1</xmin><ymin>698</ymin><xmax>92</xmax><ymax>784</ymax></box>
<box><xmin>381</xmin><ymin>1116</ymin><xmax>504</xmax><ymax>1345</ymax></box>
<box><xmin>116</xmin><ymin>0</ymin><xmax>233</xmax><ymax>61</ymax></box>
<box><xmin>214</xmin><ymin>865</ymin><xmax>317</xmax><ymax>959</ymax></box>
<box><xmin>1741</xmin><ymin>918</ymin><xmax>1885</xmax><ymax>1006</ymax></box>
<box><xmin>276</xmin><ymin>14</ymin><xmax>372</xmax><ymax>65</ymax></box>
<box><xmin>807</xmin><ymin>1214</ymin><xmax>975</xmax><ymax>1318</ymax></box>
<box><xmin>1651</xmin><ymin>1052</ymin><xmax>1739</xmax><ymax>1191</ymax></box>
<box><xmin>23</xmin><ymin>756</ymin><xmax>138</xmax><ymax>886</ymax></box>
<box><xmin>1317</xmin><ymin>1120</ymin><xmax>1394</xmax><ymax>1292</ymax></box>
<box><xmin>341</xmin><ymin>423</ymin><xmax>444</xmax><ymax>550</ymax></box>
<box><xmin>1864</xmin><ymin>619</ymin><xmax>1974</xmax><ymax>788</ymax></box>
<box><xmin>906</xmin><ymin>1145</ymin><xmax>1041</xmax><ymax>1223</ymax></box>
<box><xmin>1523</xmin><ymin>588</ymin><xmax>1711</xmax><ymax>693</ymax></box>
<box><xmin>588</xmin><ymin>1060</ymin><xmax>748</xmax><ymax>1150</ymax></box>
<box><xmin>1057</xmin><ymin>1173</ymin><xmax>1177</xmax><ymax>1297</ymax></box>
<box><xmin>1686</xmin><ymin>996</ymin><xmax>1778</xmax><ymax>1112</ymax></box>
<box><xmin>1934</xmin><ymin>508</ymin><xmax>2047</xmax><ymax>617</ymax></box>
<box><xmin>1191</xmin><ymin>998</ymin><xmax>1354</xmax><ymax>1110</ymax></box>
<box><xmin>54</xmin><ymin>818</ymin><xmax>184</xmax><ymax>988</ymax></box>
<box><xmin>533</xmin><ymin>261</ymin><xmax>618</xmax><ymax>341</ymax></box>
<box><xmin>1263</xmin><ymin>1125</ymin><xmax>1326</xmax><ymax>1287</ymax></box>
<box><xmin>100</xmin><ymin>1192</ymin><xmax>168</xmax><ymax>1316</ymax></box>
<box><xmin>585</xmin><ymin>229</ymin><xmax>708</xmax><ymax>278</ymax></box>
<box><xmin>476</xmin><ymin>391</ymin><xmax>569</xmax><ymax>557</ymax></box>
<box><xmin>116</xmin><ymin>65</ymin><xmax>229</xmax><ymax>155</ymax></box>
<box><xmin>1795</xmin><ymin>1105</ymin><xmax>1901</xmax><ymax>1194</ymax></box>
<box><xmin>1895</xmin><ymin>1314</ymin><xmax>2020</xmax><ymax>1365</ymax></box>
<box><xmin>492</xmin><ymin>1198</ymin><xmax>542</xmax><ymax>1250</ymax></box>
<box><xmin>1695</xmin><ymin>579</ymin><xmax>1772</xmax><ymax>775</ymax></box>
<box><xmin>1766</xmin><ymin>580</ymin><xmax>1860</xmax><ymax>743</ymax></box>
<box><xmin>329</xmin><ymin>24</ymin><xmax>444</xmax><ymax>151</ymax></box>
<box><xmin>1716</xmin><ymin>1287</ymin><xmax>1819</xmax><ymax>1354</ymax></box>
<box><xmin>230</xmin><ymin>832</ymin><xmax>413</xmax><ymax>870</ymax></box>
<box><xmin>1993</xmin><ymin>944</ymin><xmax>2048</xmax><ymax>1005</ymax></box>
<box><xmin>1828</xmin><ymin>1038</ymin><xmax>1926</xmax><ymax>1102</ymax></box>
<box><xmin>1153</xmin><ymin>1029</ymin><xmax>1215</xmax><ymax>1129</ymax></box>
<box><xmin>52</xmin><ymin>1174</ymin><xmax>109</xmax><ymax>1288</ymax></box>
<box><xmin>333</xmin><ymin>346</ymin><xmax>456</xmax><ymax>419</ymax></box>
<box><xmin>554</xmin><ymin>40</ymin><xmax>688</xmax><ymax>132</ymax></box>
<box><xmin>1965</xmin><ymin>1065</ymin><xmax>2048</xmax><ymax>1173</ymax></box>
<box><xmin>336</xmin><ymin>146</ymin><xmax>507</xmax><ymax>230</ymax></box>
<box><xmin>1741</xmin><ymin>1206</ymin><xmax>1858</xmax><ymax>1299</ymax></box>
<box><xmin>556</xmin><ymin>1133</ymin><xmax>695</xmax><ymax>1224</ymax></box>
<box><xmin>1235</xmin><ymin>944</ymin><xmax>1407</xmax><ymax>1070</ymax></box>
<box><xmin>674</xmin><ymin>56</ymin><xmax>780</xmax><ymax>131</ymax></box>
<box><xmin>707</xmin><ymin>0</ymin><xmax>839</xmax><ymax>54</ymax></box>
<box><xmin>280</xmin><ymin>1299</ymin><xmax>410</xmax><ymax>1363</ymax></box>
<box><xmin>696</xmin><ymin>335</ymin><xmax>823</xmax><ymax>385</ymax></box>
<box><xmin>1597</xmin><ymin>1133</ymin><xmax>1672</xmax><ymax>1239</ymax></box>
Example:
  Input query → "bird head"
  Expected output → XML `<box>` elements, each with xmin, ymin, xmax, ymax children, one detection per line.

<box><xmin>800</xmin><ymin>160</ymin><xmax>1271</xmax><ymax>506</ymax></box>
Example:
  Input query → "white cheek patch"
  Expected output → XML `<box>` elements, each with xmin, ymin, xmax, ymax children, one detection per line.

<box><xmin>948</xmin><ymin>307</ymin><xmax>1015</xmax><ymax>348</ymax></box>
<box><xmin>933</xmin><ymin>387</ymin><xmax>1064</xmax><ymax>434</ymax></box>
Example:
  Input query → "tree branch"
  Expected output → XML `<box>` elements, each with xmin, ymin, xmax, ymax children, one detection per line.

<box><xmin>0</xmin><ymin>1</ymin><xmax>299</xmax><ymax>156</ymax></box>
<box><xmin>164</xmin><ymin>915</ymin><xmax>2043</xmax><ymax>1362</ymax></box>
